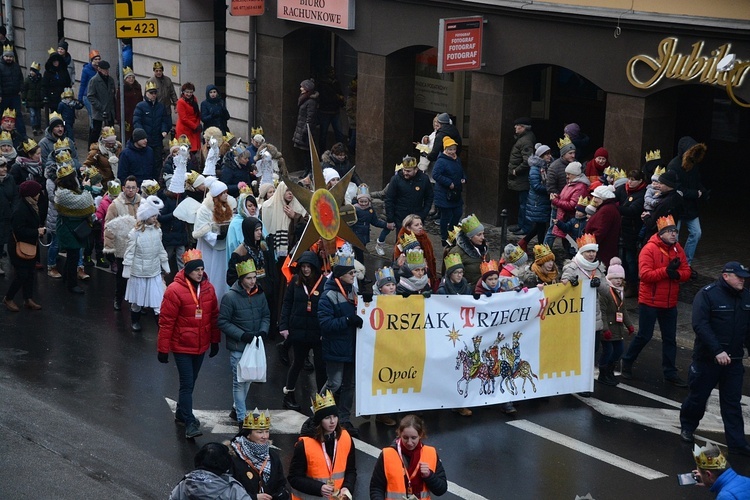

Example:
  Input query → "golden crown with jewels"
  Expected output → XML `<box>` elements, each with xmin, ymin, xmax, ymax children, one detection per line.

<box><xmin>533</xmin><ymin>243</ymin><xmax>554</xmax><ymax>264</ymax></box>
<box><xmin>30</xmin><ymin>61</ymin><xmax>41</xmax><ymax>71</ymax></box>
<box><xmin>22</xmin><ymin>138</ymin><xmax>38</xmax><ymax>153</ymax></box>
<box><xmin>447</xmin><ymin>225</ymin><xmax>461</xmax><ymax>244</ymax></box>
<box><xmin>236</xmin><ymin>258</ymin><xmax>257</xmax><ymax>277</ymax></box>
<box><xmin>54</xmin><ymin>137</ymin><xmax>71</xmax><ymax>151</ymax></box>
<box><xmin>242</xmin><ymin>408</ymin><xmax>271</xmax><ymax>430</ymax></box>
<box><xmin>645</xmin><ymin>149</ymin><xmax>661</xmax><ymax>162</ymax></box>
<box><xmin>251</xmin><ymin>126</ymin><xmax>264</xmax><ymax>136</ymax></box>
<box><xmin>0</xmin><ymin>131</ymin><xmax>12</xmax><ymax>143</ymax></box>
<box><xmin>312</xmin><ymin>390</ymin><xmax>337</xmax><ymax>413</ymax></box>
<box><xmin>556</xmin><ymin>134</ymin><xmax>572</xmax><ymax>150</ymax></box>
<box><xmin>399</xmin><ymin>231</ymin><xmax>419</xmax><ymax>251</ymax></box>
<box><xmin>2</xmin><ymin>108</ymin><xmax>16</xmax><ymax>119</ymax></box>
<box><xmin>694</xmin><ymin>443</ymin><xmax>727</xmax><ymax>470</ymax></box>
<box><xmin>55</xmin><ymin>150</ymin><xmax>72</xmax><ymax>165</ymax></box>
<box><xmin>56</xmin><ymin>162</ymin><xmax>75</xmax><ymax>178</ymax></box>
<box><xmin>145</xmin><ymin>80</ymin><xmax>158</xmax><ymax>92</ymax></box>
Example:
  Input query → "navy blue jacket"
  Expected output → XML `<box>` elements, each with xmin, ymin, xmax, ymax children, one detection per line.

<box><xmin>117</xmin><ymin>140</ymin><xmax>155</xmax><ymax>185</ymax></box>
<box><xmin>318</xmin><ymin>278</ymin><xmax>357</xmax><ymax>363</ymax></box>
<box><xmin>525</xmin><ymin>155</ymin><xmax>550</xmax><ymax>223</ymax></box>
<box><xmin>691</xmin><ymin>277</ymin><xmax>750</xmax><ymax>362</ymax></box>
<box><xmin>133</xmin><ymin>97</ymin><xmax>171</xmax><ymax>148</ymax></box>
<box><xmin>280</xmin><ymin>274</ymin><xmax>327</xmax><ymax>344</ymax></box>
<box><xmin>352</xmin><ymin>205</ymin><xmax>387</xmax><ymax>246</ymax></box>
<box><xmin>219</xmin><ymin>154</ymin><xmax>252</xmax><ymax>198</ymax></box>
<box><xmin>432</xmin><ymin>152</ymin><xmax>465</xmax><ymax>209</ymax></box>
<box><xmin>157</xmin><ymin>191</ymin><xmax>188</xmax><ymax>248</ymax></box>
<box><xmin>200</xmin><ymin>84</ymin><xmax>229</xmax><ymax>134</ymax></box>
<box><xmin>385</xmin><ymin>169</ymin><xmax>434</xmax><ymax>225</ymax></box>
<box><xmin>555</xmin><ymin>216</ymin><xmax>587</xmax><ymax>241</ymax></box>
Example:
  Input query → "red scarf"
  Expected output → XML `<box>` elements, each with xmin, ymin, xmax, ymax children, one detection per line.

<box><xmin>399</xmin><ymin>440</ymin><xmax>424</xmax><ymax>494</ymax></box>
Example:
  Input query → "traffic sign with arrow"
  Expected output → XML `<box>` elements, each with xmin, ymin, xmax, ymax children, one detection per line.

<box><xmin>115</xmin><ymin>18</ymin><xmax>159</xmax><ymax>39</ymax></box>
<box><xmin>114</xmin><ymin>0</ymin><xmax>146</xmax><ymax>19</ymax></box>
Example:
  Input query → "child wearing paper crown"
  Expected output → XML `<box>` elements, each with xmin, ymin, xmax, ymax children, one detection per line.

<box><xmin>596</xmin><ymin>257</ymin><xmax>634</xmax><ymax>386</ymax></box>
<box><xmin>21</xmin><ymin>62</ymin><xmax>44</xmax><ymax>136</ymax></box>
<box><xmin>56</xmin><ymin>88</ymin><xmax>83</xmax><ymax>140</ymax></box>
<box><xmin>555</xmin><ymin>196</ymin><xmax>590</xmax><ymax>245</ymax></box>
<box><xmin>351</xmin><ymin>184</ymin><xmax>387</xmax><ymax>263</ymax></box>
<box><xmin>520</xmin><ymin>244</ymin><xmax>560</xmax><ymax>288</ymax></box>
<box><xmin>396</xmin><ymin>248</ymin><xmax>431</xmax><ymax>296</ymax></box>
<box><xmin>373</xmin><ymin>266</ymin><xmax>398</xmax><ymax>295</ymax></box>
<box><xmin>122</xmin><ymin>195</ymin><xmax>170</xmax><ymax>332</ymax></box>
<box><xmin>438</xmin><ymin>253</ymin><xmax>472</xmax><ymax>295</ymax></box>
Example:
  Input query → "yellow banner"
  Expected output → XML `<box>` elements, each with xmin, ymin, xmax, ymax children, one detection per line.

<box><xmin>539</xmin><ymin>283</ymin><xmax>583</xmax><ymax>378</ymax></box>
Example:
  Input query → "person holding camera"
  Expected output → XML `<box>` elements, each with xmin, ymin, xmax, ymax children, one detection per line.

<box><xmin>621</xmin><ymin>215</ymin><xmax>691</xmax><ymax>386</ymax></box>
<box><xmin>86</xmin><ymin>60</ymin><xmax>115</xmax><ymax>147</ymax></box>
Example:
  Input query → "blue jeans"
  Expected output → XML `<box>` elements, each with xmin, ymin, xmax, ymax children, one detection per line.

<box><xmin>29</xmin><ymin>107</ymin><xmax>41</xmax><ymax>130</ymax></box>
<box><xmin>516</xmin><ymin>190</ymin><xmax>530</xmax><ymax>232</ymax></box>
<box><xmin>622</xmin><ymin>304</ymin><xmax>678</xmax><ymax>377</ymax></box>
<box><xmin>438</xmin><ymin>204</ymin><xmax>463</xmax><ymax>243</ymax></box>
<box><xmin>322</xmin><ymin>361</ymin><xmax>355</xmax><ymax>424</ymax></box>
<box><xmin>230</xmin><ymin>350</ymin><xmax>252</xmax><ymax>423</ymax></box>
<box><xmin>543</xmin><ymin>206</ymin><xmax>557</xmax><ymax>247</ymax></box>
<box><xmin>680</xmin><ymin>359</ymin><xmax>746</xmax><ymax>448</ymax></box>
<box><xmin>317</xmin><ymin>112</ymin><xmax>345</xmax><ymax>151</ymax></box>
<box><xmin>47</xmin><ymin>233</ymin><xmax>58</xmax><ymax>267</ymax></box>
<box><xmin>173</xmin><ymin>352</ymin><xmax>205</xmax><ymax>426</ymax></box>
<box><xmin>677</xmin><ymin>217</ymin><xmax>701</xmax><ymax>265</ymax></box>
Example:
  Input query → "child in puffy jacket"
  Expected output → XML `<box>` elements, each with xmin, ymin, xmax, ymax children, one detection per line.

<box><xmin>351</xmin><ymin>184</ymin><xmax>386</xmax><ymax>263</ymax></box>
<box><xmin>22</xmin><ymin>63</ymin><xmax>44</xmax><ymax>135</ymax></box>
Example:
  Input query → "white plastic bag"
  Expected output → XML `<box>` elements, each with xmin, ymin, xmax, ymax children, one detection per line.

<box><xmin>237</xmin><ymin>336</ymin><xmax>266</xmax><ymax>383</ymax></box>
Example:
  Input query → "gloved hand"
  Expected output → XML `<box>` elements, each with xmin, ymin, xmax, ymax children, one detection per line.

<box><xmin>158</xmin><ymin>352</ymin><xmax>169</xmax><ymax>364</ymax></box>
<box><xmin>627</xmin><ymin>325</ymin><xmax>635</xmax><ymax>335</ymax></box>
<box><xmin>569</xmin><ymin>276</ymin><xmax>579</xmax><ymax>287</ymax></box>
<box><xmin>590</xmin><ymin>277</ymin><xmax>601</xmax><ymax>288</ymax></box>
<box><xmin>121</xmin><ymin>265</ymin><xmax>131</xmax><ymax>279</ymax></box>
<box><xmin>209</xmin><ymin>342</ymin><xmax>219</xmax><ymax>358</ymax></box>
<box><xmin>473</xmin><ymin>293</ymin><xmax>482</xmax><ymax>300</ymax></box>
<box><xmin>241</xmin><ymin>332</ymin><xmax>255</xmax><ymax>343</ymax></box>
<box><xmin>603</xmin><ymin>330</ymin><xmax>613</xmax><ymax>340</ymax></box>
<box><xmin>485</xmin><ymin>291</ymin><xmax>492</xmax><ymax>297</ymax></box>
<box><xmin>401</xmin><ymin>292</ymin><xmax>410</xmax><ymax>298</ymax></box>
<box><xmin>666</xmin><ymin>269</ymin><xmax>680</xmax><ymax>280</ymax></box>
<box><xmin>422</xmin><ymin>291</ymin><xmax>431</xmax><ymax>298</ymax></box>
<box><xmin>361</xmin><ymin>293</ymin><xmax>373</xmax><ymax>303</ymax></box>
<box><xmin>347</xmin><ymin>315</ymin><xmax>364</xmax><ymax>329</ymax></box>
<box><xmin>667</xmin><ymin>257</ymin><xmax>681</xmax><ymax>271</ymax></box>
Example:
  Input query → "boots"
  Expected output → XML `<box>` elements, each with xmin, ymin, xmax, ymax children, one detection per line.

<box><xmin>131</xmin><ymin>311</ymin><xmax>142</xmax><ymax>332</ymax></box>
<box><xmin>283</xmin><ymin>387</ymin><xmax>301</xmax><ymax>411</ymax></box>
<box><xmin>517</xmin><ymin>238</ymin><xmax>528</xmax><ymax>251</ymax></box>
<box><xmin>597</xmin><ymin>364</ymin><xmax>618</xmax><ymax>386</ymax></box>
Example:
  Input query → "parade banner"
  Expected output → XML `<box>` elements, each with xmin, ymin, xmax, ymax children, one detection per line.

<box><xmin>355</xmin><ymin>283</ymin><xmax>596</xmax><ymax>415</ymax></box>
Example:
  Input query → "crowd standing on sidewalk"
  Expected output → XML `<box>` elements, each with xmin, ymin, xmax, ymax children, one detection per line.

<box><xmin>1</xmin><ymin>46</ymin><xmax>745</xmax><ymax>497</ymax></box>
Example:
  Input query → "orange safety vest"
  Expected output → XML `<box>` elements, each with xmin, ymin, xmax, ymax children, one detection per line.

<box><xmin>290</xmin><ymin>430</ymin><xmax>353</xmax><ymax>500</ymax></box>
<box><xmin>383</xmin><ymin>445</ymin><xmax>438</xmax><ymax>500</ymax></box>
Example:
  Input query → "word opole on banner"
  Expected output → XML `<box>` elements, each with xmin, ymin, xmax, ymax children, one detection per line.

<box><xmin>355</xmin><ymin>284</ymin><xmax>595</xmax><ymax>415</ymax></box>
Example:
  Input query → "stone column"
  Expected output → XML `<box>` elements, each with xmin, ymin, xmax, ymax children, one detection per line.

<box><xmin>603</xmin><ymin>93</ymin><xmax>675</xmax><ymax>172</ymax></box>
<box><xmin>466</xmin><ymin>71</ymin><xmax>533</xmax><ymax>225</ymax></box>
<box><xmin>20</xmin><ymin>0</ymin><xmax>58</xmax><ymax>69</ymax></box>
<box><xmin>88</xmin><ymin>0</ymin><xmax>117</xmax><ymax>68</ymax></box>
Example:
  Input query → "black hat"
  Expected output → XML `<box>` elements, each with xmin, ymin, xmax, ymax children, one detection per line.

<box><xmin>98</xmin><ymin>60</ymin><xmax>110</xmax><ymax>70</ymax></box>
<box><xmin>132</xmin><ymin>128</ymin><xmax>148</xmax><ymax>142</ymax></box>
<box><xmin>722</xmin><ymin>262</ymin><xmax>750</xmax><ymax>278</ymax></box>
<box><xmin>514</xmin><ymin>117</ymin><xmax>532</xmax><ymax>127</ymax></box>
<box><xmin>437</xmin><ymin>113</ymin><xmax>451</xmax><ymax>124</ymax></box>
<box><xmin>57</xmin><ymin>40</ymin><xmax>69</xmax><ymax>51</ymax></box>
<box><xmin>184</xmin><ymin>257</ymin><xmax>204</xmax><ymax>275</ymax></box>
<box><xmin>658</xmin><ymin>169</ymin><xmax>678</xmax><ymax>188</ymax></box>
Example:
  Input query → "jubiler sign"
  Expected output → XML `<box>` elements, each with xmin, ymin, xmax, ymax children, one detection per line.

<box><xmin>355</xmin><ymin>284</ymin><xmax>596</xmax><ymax>415</ymax></box>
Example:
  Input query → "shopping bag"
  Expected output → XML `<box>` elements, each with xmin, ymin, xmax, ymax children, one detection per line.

<box><xmin>237</xmin><ymin>336</ymin><xmax>266</xmax><ymax>383</ymax></box>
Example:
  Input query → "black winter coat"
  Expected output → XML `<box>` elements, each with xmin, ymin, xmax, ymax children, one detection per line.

<box><xmin>42</xmin><ymin>54</ymin><xmax>71</xmax><ymax>110</ymax></box>
<box><xmin>507</xmin><ymin>130</ymin><xmax>536</xmax><ymax>191</ymax></box>
<box><xmin>200</xmin><ymin>84</ymin><xmax>229</xmax><ymax>134</ymax></box>
<box><xmin>318</xmin><ymin>278</ymin><xmax>357</xmax><ymax>363</ymax></box>
<box><xmin>0</xmin><ymin>59</ymin><xmax>23</xmax><ymax>97</ymax></box>
<box><xmin>157</xmin><ymin>191</ymin><xmax>188</xmax><ymax>247</ymax></box>
<box><xmin>219</xmin><ymin>154</ymin><xmax>253</xmax><ymax>198</ymax></box>
<box><xmin>385</xmin><ymin>169</ymin><xmax>434</xmax><ymax>225</ymax></box>
<box><xmin>9</xmin><ymin>197</ymin><xmax>40</xmax><ymax>268</ymax></box>
<box><xmin>642</xmin><ymin>189</ymin><xmax>683</xmax><ymax>240</ymax></box>
<box><xmin>667</xmin><ymin>136</ymin><xmax>706</xmax><ymax>220</ymax></box>
<box><xmin>692</xmin><ymin>277</ymin><xmax>750</xmax><ymax>362</ymax></box>
<box><xmin>21</xmin><ymin>73</ymin><xmax>43</xmax><ymax>108</ymax></box>
<box><xmin>133</xmin><ymin>98</ymin><xmax>171</xmax><ymax>148</ymax></box>
<box><xmin>279</xmin><ymin>274</ymin><xmax>327</xmax><ymax>344</ymax></box>
<box><xmin>293</xmin><ymin>91</ymin><xmax>318</xmax><ymax>150</ymax></box>
<box><xmin>616</xmin><ymin>181</ymin><xmax>646</xmax><ymax>249</ymax></box>
<box><xmin>0</xmin><ymin>174</ymin><xmax>18</xmax><ymax>247</ymax></box>
<box><xmin>228</xmin><ymin>445</ymin><xmax>289</xmax><ymax>500</ymax></box>
<box><xmin>427</xmin><ymin>123</ymin><xmax>462</xmax><ymax>162</ymax></box>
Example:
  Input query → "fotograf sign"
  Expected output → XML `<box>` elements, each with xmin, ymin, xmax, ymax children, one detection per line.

<box><xmin>277</xmin><ymin>0</ymin><xmax>355</xmax><ymax>30</ymax></box>
<box><xmin>438</xmin><ymin>16</ymin><xmax>483</xmax><ymax>73</ymax></box>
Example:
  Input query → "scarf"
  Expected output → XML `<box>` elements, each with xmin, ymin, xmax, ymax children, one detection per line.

<box><xmin>398</xmin><ymin>440</ymin><xmax>425</xmax><ymax>494</ymax></box>
<box><xmin>531</xmin><ymin>262</ymin><xmax>559</xmax><ymax>284</ymax></box>
<box><xmin>607</xmin><ymin>278</ymin><xmax>624</xmax><ymax>295</ymax></box>
<box><xmin>54</xmin><ymin>187</ymin><xmax>95</xmax><ymax>217</ymax></box>
<box><xmin>25</xmin><ymin>196</ymin><xmax>39</xmax><ymax>214</ymax></box>
<box><xmin>2</xmin><ymin>149</ymin><xmax>17</xmax><ymax>162</ymax></box>
<box><xmin>442</xmin><ymin>278</ymin><xmax>470</xmax><ymax>295</ymax></box>
<box><xmin>233</xmin><ymin>437</ymin><xmax>272</xmax><ymax>485</ymax></box>
<box><xmin>399</xmin><ymin>274</ymin><xmax>430</xmax><ymax>293</ymax></box>
<box><xmin>98</xmin><ymin>139</ymin><xmax>119</xmax><ymax>158</ymax></box>
<box><xmin>481</xmin><ymin>280</ymin><xmax>500</xmax><ymax>293</ymax></box>
<box><xmin>625</xmin><ymin>181</ymin><xmax>646</xmax><ymax>196</ymax></box>
<box><xmin>182</xmin><ymin>93</ymin><xmax>200</xmax><ymax>117</ymax></box>
<box><xmin>573</xmin><ymin>253</ymin><xmax>600</xmax><ymax>272</ymax></box>
<box><xmin>260</xmin><ymin>181</ymin><xmax>306</xmax><ymax>256</ymax></box>
<box><xmin>17</xmin><ymin>157</ymin><xmax>43</xmax><ymax>181</ymax></box>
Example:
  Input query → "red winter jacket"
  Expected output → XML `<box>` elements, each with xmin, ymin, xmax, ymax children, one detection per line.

<box><xmin>552</xmin><ymin>179</ymin><xmax>590</xmax><ymax>238</ymax></box>
<box><xmin>638</xmin><ymin>233</ymin><xmax>690</xmax><ymax>308</ymax></box>
<box><xmin>585</xmin><ymin>198</ymin><xmax>621</xmax><ymax>268</ymax></box>
<box><xmin>158</xmin><ymin>270</ymin><xmax>220</xmax><ymax>354</ymax></box>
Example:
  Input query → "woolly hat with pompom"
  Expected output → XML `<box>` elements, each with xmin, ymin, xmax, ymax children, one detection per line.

<box><xmin>607</xmin><ymin>257</ymin><xmax>625</xmax><ymax>279</ymax></box>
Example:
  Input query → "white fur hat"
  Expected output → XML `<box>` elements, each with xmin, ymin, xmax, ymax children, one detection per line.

<box><xmin>137</xmin><ymin>195</ymin><xmax>164</xmax><ymax>221</ymax></box>
<box><xmin>209</xmin><ymin>179</ymin><xmax>228</xmax><ymax>197</ymax></box>
<box><xmin>323</xmin><ymin>168</ymin><xmax>340</xmax><ymax>186</ymax></box>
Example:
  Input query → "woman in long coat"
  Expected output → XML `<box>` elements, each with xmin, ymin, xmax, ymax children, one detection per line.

<box><xmin>175</xmin><ymin>82</ymin><xmax>202</xmax><ymax>155</ymax></box>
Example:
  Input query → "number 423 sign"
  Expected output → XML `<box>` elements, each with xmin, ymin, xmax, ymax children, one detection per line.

<box><xmin>115</xmin><ymin>19</ymin><xmax>159</xmax><ymax>39</ymax></box>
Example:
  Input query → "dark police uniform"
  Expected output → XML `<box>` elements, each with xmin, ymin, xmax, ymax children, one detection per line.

<box><xmin>680</xmin><ymin>276</ymin><xmax>750</xmax><ymax>450</ymax></box>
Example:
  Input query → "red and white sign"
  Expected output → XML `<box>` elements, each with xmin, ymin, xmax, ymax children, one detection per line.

<box><xmin>231</xmin><ymin>0</ymin><xmax>264</xmax><ymax>16</ymax></box>
<box><xmin>438</xmin><ymin>16</ymin><xmax>483</xmax><ymax>73</ymax></box>
<box><xmin>277</xmin><ymin>0</ymin><xmax>355</xmax><ymax>30</ymax></box>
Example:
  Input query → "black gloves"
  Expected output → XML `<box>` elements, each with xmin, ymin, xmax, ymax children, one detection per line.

<box><xmin>473</xmin><ymin>293</ymin><xmax>482</xmax><ymax>300</ymax></box>
<box><xmin>569</xmin><ymin>276</ymin><xmax>579</xmax><ymax>287</ymax></box>
<box><xmin>158</xmin><ymin>352</ymin><xmax>169</xmax><ymax>364</ymax></box>
<box><xmin>667</xmin><ymin>258</ymin><xmax>681</xmax><ymax>271</ymax></box>
<box><xmin>241</xmin><ymin>332</ymin><xmax>255</xmax><ymax>343</ymax></box>
<box><xmin>666</xmin><ymin>269</ymin><xmax>680</xmax><ymax>280</ymax></box>
<box><xmin>422</xmin><ymin>291</ymin><xmax>431</xmax><ymax>298</ymax></box>
<box><xmin>347</xmin><ymin>315</ymin><xmax>364</xmax><ymax>329</ymax></box>
<box><xmin>209</xmin><ymin>343</ymin><xmax>219</xmax><ymax>358</ymax></box>
<box><xmin>590</xmin><ymin>277</ymin><xmax>601</xmax><ymax>288</ymax></box>
<box><xmin>361</xmin><ymin>293</ymin><xmax>373</xmax><ymax>303</ymax></box>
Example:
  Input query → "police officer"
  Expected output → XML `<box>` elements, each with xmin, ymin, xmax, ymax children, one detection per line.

<box><xmin>680</xmin><ymin>261</ymin><xmax>750</xmax><ymax>456</ymax></box>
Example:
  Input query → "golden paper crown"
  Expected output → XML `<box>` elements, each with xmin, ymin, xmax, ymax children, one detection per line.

<box><xmin>402</xmin><ymin>156</ymin><xmax>417</xmax><ymax>169</ymax></box>
<box><xmin>576</xmin><ymin>233</ymin><xmax>597</xmax><ymax>249</ymax></box>
<box><xmin>145</xmin><ymin>80</ymin><xmax>157</xmax><ymax>92</ymax></box>
<box><xmin>394</xmin><ymin>161</ymin><xmax>404</xmax><ymax>172</ymax></box>
<box><xmin>54</xmin><ymin>137</ymin><xmax>71</xmax><ymax>151</ymax></box>
<box><xmin>460</xmin><ymin>214</ymin><xmax>482</xmax><ymax>235</ymax></box>
<box><xmin>47</xmin><ymin>47</ymin><xmax>56</xmax><ymax>55</ymax></box>
<box><xmin>177</xmin><ymin>134</ymin><xmax>191</xmax><ymax>147</ymax></box>
<box><xmin>236</xmin><ymin>258</ymin><xmax>257</xmax><ymax>277</ymax></box>
<box><xmin>656</xmin><ymin>215</ymin><xmax>676</xmax><ymax>232</ymax></box>
<box><xmin>61</xmin><ymin>87</ymin><xmax>74</xmax><ymax>99</ymax></box>
<box><xmin>603</xmin><ymin>166</ymin><xmax>617</xmax><ymax>177</ymax></box>
<box><xmin>0</xmin><ymin>131</ymin><xmax>12</xmax><ymax>143</ymax></box>
<box><xmin>612</xmin><ymin>168</ymin><xmax>627</xmax><ymax>181</ymax></box>
<box><xmin>313</xmin><ymin>390</ymin><xmax>337</xmax><ymax>414</ymax></box>
<box><xmin>251</xmin><ymin>126</ymin><xmax>264</xmax><ymax>136</ymax></box>
<box><xmin>406</xmin><ymin>248</ymin><xmax>426</xmax><ymax>268</ymax></box>
<box><xmin>447</xmin><ymin>225</ymin><xmax>461</xmax><ymax>244</ymax></box>
<box><xmin>576</xmin><ymin>195</ymin><xmax>590</xmax><ymax>207</ymax></box>
<box><xmin>22</xmin><ymin>138</ymin><xmax>38</xmax><ymax>153</ymax></box>
<box><xmin>375</xmin><ymin>266</ymin><xmax>396</xmax><ymax>285</ymax></box>
<box><xmin>556</xmin><ymin>134</ymin><xmax>572</xmax><ymax>149</ymax></box>
<box><xmin>168</xmin><ymin>137</ymin><xmax>179</xmax><ymax>149</ymax></box>
<box><xmin>153</xmin><ymin>61</ymin><xmax>164</xmax><ymax>70</ymax></box>
<box><xmin>141</xmin><ymin>179</ymin><xmax>160</xmax><ymax>196</ymax></box>
<box><xmin>645</xmin><ymin>149</ymin><xmax>661</xmax><ymax>162</ymax></box>
<box><xmin>48</xmin><ymin>111</ymin><xmax>64</xmax><ymax>124</ymax></box>
<box><xmin>56</xmin><ymin>163</ymin><xmax>75</xmax><ymax>178</ymax></box>
<box><xmin>100</xmin><ymin>126</ymin><xmax>117</xmax><ymax>139</ymax></box>
<box><xmin>480</xmin><ymin>259</ymin><xmax>499</xmax><ymax>276</ymax></box>
<box><xmin>2</xmin><ymin>44</ymin><xmax>13</xmax><ymax>55</ymax></box>
<box><xmin>30</xmin><ymin>61</ymin><xmax>41</xmax><ymax>71</ymax></box>
<box><xmin>85</xmin><ymin>167</ymin><xmax>100</xmax><ymax>180</ymax></box>
<box><xmin>444</xmin><ymin>252</ymin><xmax>463</xmax><ymax>270</ymax></box>
<box><xmin>55</xmin><ymin>150</ymin><xmax>72</xmax><ymax>164</ymax></box>
<box><xmin>533</xmin><ymin>244</ymin><xmax>554</xmax><ymax>264</ymax></box>
<box><xmin>693</xmin><ymin>443</ymin><xmax>727</xmax><ymax>470</ymax></box>
<box><xmin>242</xmin><ymin>408</ymin><xmax>271</xmax><ymax>430</ymax></box>
<box><xmin>653</xmin><ymin>166</ymin><xmax>666</xmax><ymax>178</ymax></box>
<box><xmin>182</xmin><ymin>249</ymin><xmax>203</xmax><ymax>263</ymax></box>
<box><xmin>399</xmin><ymin>231</ymin><xmax>419</xmax><ymax>251</ymax></box>
<box><xmin>506</xmin><ymin>245</ymin><xmax>527</xmax><ymax>264</ymax></box>
<box><xmin>2</xmin><ymin>107</ymin><xmax>16</xmax><ymax>120</ymax></box>
<box><xmin>223</xmin><ymin>132</ymin><xmax>235</xmax><ymax>144</ymax></box>
<box><xmin>239</xmin><ymin>183</ymin><xmax>253</xmax><ymax>196</ymax></box>
<box><xmin>186</xmin><ymin>170</ymin><xmax>201</xmax><ymax>185</ymax></box>
<box><xmin>122</xmin><ymin>66</ymin><xmax>133</xmax><ymax>76</ymax></box>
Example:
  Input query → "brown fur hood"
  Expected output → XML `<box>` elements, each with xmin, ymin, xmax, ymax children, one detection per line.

<box><xmin>678</xmin><ymin>136</ymin><xmax>707</xmax><ymax>172</ymax></box>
